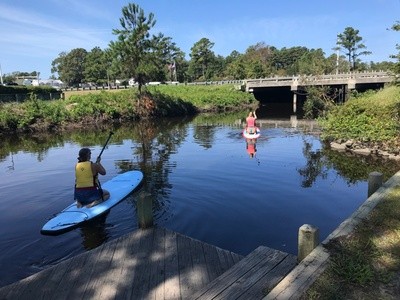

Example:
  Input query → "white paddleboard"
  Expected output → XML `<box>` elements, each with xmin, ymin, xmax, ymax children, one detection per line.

<box><xmin>41</xmin><ymin>170</ymin><xmax>143</xmax><ymax>235</ymax></box>
<box><xmin>243</xmin><ymin>127</ymin><xmax>261</xmax><ymax>139</ymax></box>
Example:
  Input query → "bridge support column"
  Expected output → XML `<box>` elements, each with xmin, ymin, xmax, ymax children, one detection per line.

<box><xmin>292</xmin><ymin>92</ymin><xmax>297</xmax><ymax>113</ymax></box>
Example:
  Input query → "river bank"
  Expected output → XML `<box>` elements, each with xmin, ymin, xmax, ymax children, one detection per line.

<box><xmin>320</xmin><ymin>85</ymin><xmax>400</xmax><ymax>161</ymax></box>
<box><xmin>0</xmin><ymin>84</ymin><xmax>257</xmax><ymax>135</ymax></box>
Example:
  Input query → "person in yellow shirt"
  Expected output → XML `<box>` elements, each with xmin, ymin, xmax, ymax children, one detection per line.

<box><xmin>74</xmin><ymin>148</ymin><xmax>110</xmax><ymax>208</ymax></box>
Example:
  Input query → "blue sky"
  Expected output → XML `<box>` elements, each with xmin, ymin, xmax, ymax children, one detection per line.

<box><xmin>0</xmin><ymin>0</ymin><xmax>399</xmax><ymax>79</ymax></box>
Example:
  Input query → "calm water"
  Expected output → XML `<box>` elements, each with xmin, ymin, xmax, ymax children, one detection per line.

<box><xmin>0</xmin><ymin>111</ymin><xmax>398</xmax><ymax>287</ymax></box>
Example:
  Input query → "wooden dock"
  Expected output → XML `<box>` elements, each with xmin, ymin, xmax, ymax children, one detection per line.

<box><xmin>0</xmin><ymin>226</ymin><xmax>296</xmax><ymax>300</ymax></box>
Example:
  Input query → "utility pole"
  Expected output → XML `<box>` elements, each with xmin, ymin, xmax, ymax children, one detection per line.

<box><xmin>0</xmin><ymin>63</ymin><xmax>3</xmax><ymax>85</ymax></box>
<box><xmin>336</xmin><ymin>38</ymin><xmax>340</xmax><ymax>75</ymax></box>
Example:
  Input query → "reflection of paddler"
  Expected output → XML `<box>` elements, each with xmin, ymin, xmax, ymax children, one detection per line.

<box><xmin>79</xmin><ymin>212</ymin><xmax>109</xmax><ymax>250</ymax></box>
<box><xmin>246</xmin><ymin>138</ymin><xmax>257</xmax><ymax>158</ymax></box>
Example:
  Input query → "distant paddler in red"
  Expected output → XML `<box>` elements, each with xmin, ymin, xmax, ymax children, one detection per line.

<box><xmin>245</xmin><ymin>111</ymin><xmax>257</xmax><ymax>134</ymax></box>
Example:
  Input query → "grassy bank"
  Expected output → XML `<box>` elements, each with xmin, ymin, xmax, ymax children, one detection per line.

<box><xmin>0</xmin><ymin>85</ymin><xmax>256</xmax><ymax>133</ymax></box>
<box><xmin>319</xmin><ymin>85</ymin><xmax>400</xmax><ymax>153</ymax></box>
<box><xmin>303</xmin><ymin>185</ymin><xmax>400</xmax><ymax>299</ymax></box>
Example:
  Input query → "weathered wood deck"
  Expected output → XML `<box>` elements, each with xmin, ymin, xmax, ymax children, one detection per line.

<box><xmin>0</xmin><ymin>226</ymin><xmax>296</xmax><ymax>300</ymax></box>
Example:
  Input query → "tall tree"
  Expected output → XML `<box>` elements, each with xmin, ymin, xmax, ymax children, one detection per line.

<box><xmin>51</xmin><ymin>48</ymin><xmax>87</xmax><ymax>86</ymax></box>
<box><xmin>83</xmin><ymin>47</ymin><xmax>108</xmax><ymax>85</ymax></box>
<box><xmin>109</xmin><ymin>3</ymin><xmax>156</xmax><ymax>92</ymax></box>
<box><xmin>390</xmin><ymin>21</ymin><xmax>400</xmax><ymax>76</ymax></box>
<box><xmin>51</xmin><ymin>52</ymin><xmax>67</xmax><ymax>80</ymax></box>
<box><xmin>188</xmin><ymin>38</ymin><xmax>216</xmax><ymax>81</ymax></box>
<box><xmin>242</xmin><ymin>42</ymin><xmax>275</xmax><ymax>78</ymax></box>
<box><xmin>224</xmin><ymin>52</ymin><xmax>246</xmax><ymax>79</ymax></box>
<box><xmin>109</xmin><ymin>3</ymin><xmax>179</xmax><ymax>92</ymax></box>
<box><xmin>297</xmin><ymin>48</ymin><xmax>327</xmax><ymax>75</ymax></box>
<box><xmin>337</xmin><ymin>27</ymin><xmax>371</xmax><ymax>71</ymax></box>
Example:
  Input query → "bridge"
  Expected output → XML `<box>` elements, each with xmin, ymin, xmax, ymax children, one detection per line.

<box><xmin>244</xmin><ymin>71</ymin><xmax>393</xmax><ymax>113</ymax></box>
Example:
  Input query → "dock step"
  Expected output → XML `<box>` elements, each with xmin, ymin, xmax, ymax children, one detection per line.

<box><xmin>189</xmin><ymin>246</ymin><xmax>297</xmax><ymax>300</ymax></box>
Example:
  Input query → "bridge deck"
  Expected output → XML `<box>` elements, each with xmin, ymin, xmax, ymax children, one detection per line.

<box><xmin>245</xmin><ymin>71</ymin><xmax>392</xmax><ymax>92</ymax></box>
<box><xmin>0</xmin><ymin>227</ymin><xmax>296</xmax><ymax>300</ymax></box>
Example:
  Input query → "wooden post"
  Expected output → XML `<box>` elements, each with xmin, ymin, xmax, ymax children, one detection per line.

<box><xmin>368</xmin><ymin>171</ymin><xmax>383</xmax><ymax>197</ymax></box>
<box><xmin>298</xmin><ymin>224</ymin><xmax>319</xmax><ymax>262</ymax></box>
<box><xmin>137</xmin><ymin>193</ymin><xmax>153</xmax><ymax>229</ymax></box>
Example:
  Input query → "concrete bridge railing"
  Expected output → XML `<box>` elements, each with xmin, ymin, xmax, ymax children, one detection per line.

<box><xmin>245</xmin><ymin>71</ymin><xmax>393</xmax><ymax>92</ymax></box>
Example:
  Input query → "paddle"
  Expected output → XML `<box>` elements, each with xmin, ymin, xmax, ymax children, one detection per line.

<box><xmin>96</xmin><ymin>131</ymin><xmax>113</xmax><ymax>201</ymax></box>
<box><xmin>97</xmin><ymin>131</ymin><xmax>114</xmax><ymax>161</ymax></box>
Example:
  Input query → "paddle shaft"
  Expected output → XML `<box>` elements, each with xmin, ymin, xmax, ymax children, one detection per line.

<box><xmin>97</xmin><ymin>131</ymin><xmax>113</xmax><ymax>161</ymax></box>
<box><xmin>96</xmin><ymin>131</ymin><xmax>113</xmax><ymax>199</ymax></box>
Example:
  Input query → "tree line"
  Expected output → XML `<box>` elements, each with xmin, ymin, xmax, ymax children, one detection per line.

<box><xmin>4</xmin><ymin>3</ymin><xmax>400</xmax><ymax>89</ymax></box>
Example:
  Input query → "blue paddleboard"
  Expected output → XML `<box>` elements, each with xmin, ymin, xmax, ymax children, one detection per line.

<box><xmin>41</xmin><ymin>170</ymin><xmax>143</xmax><ymax>235</ymax></box>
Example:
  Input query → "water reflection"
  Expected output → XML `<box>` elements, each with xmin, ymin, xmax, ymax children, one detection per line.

<box><xmin>297</xmin><ymin>136</ymin><xmax>400</xmax><ymax>187</ymax></box>
<box><xmin>1</xmin><ymin>112</ymin><xmax>400</xmax><ymax>287</ymax></box>
<box><xmin>79</xmin><ymin>212</ymin><xmax>109</xmax><ymax>250</ymax></box>
<box><xmin>245</xmin><ymin>139</ymin><xmax>257</xmax><ymax>159</ymax></box>
<box><xmin>193</xmin><ymin>125</ymin><xmax>216</xmax><ymax>149</ymax></box>
<box><xmin>6</xmin><ymin>153</ymin><xmax>15</xmax><ymax>171</ymax></box>
<box><xmin>297</xmin><ymin>137</ymin><xmax>328</xmax><ymax>187</ymax></box>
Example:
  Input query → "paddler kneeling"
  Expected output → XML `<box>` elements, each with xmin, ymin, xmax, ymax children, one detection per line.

<box><xmin>74</xmin><ymin>148</ymin><xmax>110</xmax><ymax>208</ymax></box>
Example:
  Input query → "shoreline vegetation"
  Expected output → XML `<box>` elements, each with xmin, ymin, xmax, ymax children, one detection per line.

<box><xmin>0</xmin><ymin>85</ymin><xmax>257</xmax><ymax>135</ymax></box>
<box><xmin>319</xmin><ymin>85</ymin><xmax>400</xmax><ymax>160</ymax></box>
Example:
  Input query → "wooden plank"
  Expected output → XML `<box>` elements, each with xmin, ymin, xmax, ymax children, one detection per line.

<box><xmin>210</xmin><ymin>248</ymin><xmax>292</xmax><ymax>299</ymax></box>
<box><xmin>216</xmin><ymin>247</ymin><xmax>235</xmax><ymax>273</ymax></box>
<box><xmin>191</xmin><ymin>246</ymin><xmax>273</xmax><ymax>299</ymax></box>
<box><xmin>0</xmin><ymin>227</ymin><xmax>251</xmax><ymax>300</ymax></box>
<box><xmin>237</xmin><ymin>254</ymin><xmax>297</xmax><ymax>300</ymax></box>
<box><xmin>147</xmin><ymin>226</ymin><xmax>166</xmax><ymax>300</ymax></box>
<box><xmin>231</xmin><ymin>252</ymin><xmax>243</xmax><ymax>264</ymax></box>
<box><xmin>109</xmin><ymin>228</ymin><xmax>146</xmax><ymax>300</ymax></box>
<box><xmin>25</xmin><ymin>249</ymin><xmax>92</xmax><ymax>299</ymax></box>
<box><xmin>264</xmin><ymin>246</ymin><xmax>330</xmax><ymax>300</ymax></box>
<box><xmin>126</xmin><ymin>227</ymin><xmax>156</xmax><ymax>299</ymax></box>
<box><xmin>0</xmin><ymin>247</ymin><xmax>92</xmax><ymax>299</ymax></box>
<box><xmin>202</xmin><ymin>242</ymin><xmax>225</xmax><ymax>281</ymax></box>
<box><xmin>189</xmin><ymin>237</ymin><xmax>210</xmax><ymax>291</ymax></box>
<box><xmin>0</xmin><ymin>268</ymin><xmax>51</xmax><ymax>299</ymax></box>
<box><xmin>1</xmin><ymin>266</ymin><xmax>56</xmax><ymax>300</ymax></box>
<box><xmin>177</xmin><ymin>231</ymin><xmax>194</xmax><ymax>299</ymax></box>
<box><xmin>55</xmin><ymin>237</ymin><xmax>117</xmax><ymax>299</ymax></box>
<box><xmin>81</xmin><ymin>233</ymin><xmax>138</xmax><ymax>299</ymax></box>
<box><xmin>163</xmin><ymin>228</ymin><xmax>180</xmax><ymax>300</ymax></box>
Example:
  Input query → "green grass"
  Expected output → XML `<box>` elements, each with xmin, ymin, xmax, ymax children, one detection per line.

<box><xmin>303</xmin><ymin>185</ymin><xmax>400</xmax><ymax>299</ymax></box>
<box><xmin>318</xmin><ymin>85</ymin><xmax>400</xmax><ymax>151</ymax></box>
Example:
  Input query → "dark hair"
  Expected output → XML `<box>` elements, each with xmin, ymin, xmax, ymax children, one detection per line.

<box><xmin>78</xmin><ymin>148</ymin><xmax>91</xmax><ymax>162</ymax></box>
